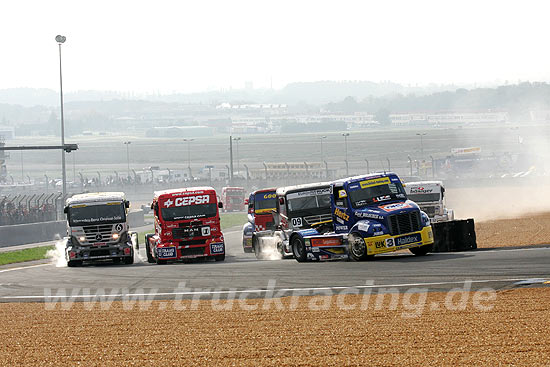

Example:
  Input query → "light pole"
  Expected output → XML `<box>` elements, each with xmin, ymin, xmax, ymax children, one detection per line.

<box><xmin>183</xmin><ymin>138</ymin><xmax>194</xmax><ymax>180</ymax></box>
<box><xmin>342</xmin><ymin>133</ymin><xmax>350</xmax><ymax>176</ymax></box>
<box><xmin>123</xmin><ymin>141</ymin><xmax>131</xmax><ymax>180</ymax></box>
<box><xmin>232</xmin><ymin>137</ymin><xmax>241</xmax><ymax>175</ymax></box>
<box><xmin>20</xmin><ymin>151</ymin><xmax>24</xmax><ymax>182</ymax></box>
<box><xmin>56</xmin><ymin>35</ymin><xmax>67</xmax><ymax>198</ymax></box>
<box><xmin>416</xmin><ymin>133</ymin><xmax>427</xmax><ymax>160</ymax></box>
<box><xmin>320</xmin><ymin>135</ymin><xmax>327</xmax><ymax>163</ymax></box>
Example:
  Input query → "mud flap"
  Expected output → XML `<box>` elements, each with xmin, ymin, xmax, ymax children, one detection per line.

<box><xmin>432</xmin><ymin>219</ymin><xmax>477</xmax><ymax>252</ymax></box>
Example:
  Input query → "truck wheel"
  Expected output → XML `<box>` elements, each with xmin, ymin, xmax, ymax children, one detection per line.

<box><xmin>410</xmin><ymin>243</ymin><xmax>433</xmax><ymax>256</ymax></box>
<box><xmin>348</xmin><ymin>232</ymin><xmax>371</xmax><ymax>261</ymax></box>
<box><xmin>291</xmin><ymin>236</ymin><xmax>307</xmax><ymax>263</ymax></box>
<box><xmin>67</xmin><ymin>260</ymin><xmax>82</xmax><ymax>267</ymax></box>
<box><xmin>215</xmin><ymin>254</ymin><xmax>225</xmax><ymax>262</ymax></box>
<box><xmin>253</xmin><ymin>236</ymin><xmax>264</xmax><ymax>260</ymax></box>
<box><xmin>145</xmin><ymin>235</ymin><xmax>155</xmax><ymax>264</ymax></box>
<box><xmin>155</xmin><ymin>258</ymin><xmax>167</xmax><ymax>265</ymax></box>
<box><xmin>124</xmin><ymin>255</ymin><xmax>134</xmax><ymax>265</ymax></box>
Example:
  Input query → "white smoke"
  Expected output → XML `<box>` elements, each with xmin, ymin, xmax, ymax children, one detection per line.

<box><xmin>46</xmin><ymin>237</ymin><xmax>68</xmax><ymax>268</ymax></box>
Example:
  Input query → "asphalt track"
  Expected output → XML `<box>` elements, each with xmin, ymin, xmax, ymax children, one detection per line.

<box><xmin>0</xmin><ymin>229</ymin><xmax>549</xmax><ymax>302</ymax></box>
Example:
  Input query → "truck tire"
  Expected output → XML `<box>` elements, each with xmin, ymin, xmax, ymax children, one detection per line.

<box><xmin>291</xmin><ymin>236</ymin><xmax>307</xmax><ymax>263</ymax></box>
<box><xmin>155</xmin><ymin>258</ymin><xmax>167</xmax><ymax>265</ymax></box>
<box><xmin>124</xmin><ymin>255</ymin><xmax>134</xmax><ymax>265</ymax></box>
<box><xmin>253</xmin><ymin>236</ymin><xmax>264</xmax><ymax>260</ymax></box>
<box><xmin>145</xmin><ymin>235</ymin><xmax>155</xmax><ymax>264</ymax></box>
<box><xmin>67</xmin><ymin>260</ymin><xmax>82</xmax><ymax>267</ymax></box>
<box><xmin>215</xmin><ymin>254</ymin><xmax>225</xmax><ymax>262</ymax></box>
<box><xmin>409</xmin><ymin>243</ymin><xmax>433</xmax><ymax>256</ymax></box>
<box><xmin>348</xmin><ymin>232</ymin><xmax>371</xmax><ymax>261</ymax></box>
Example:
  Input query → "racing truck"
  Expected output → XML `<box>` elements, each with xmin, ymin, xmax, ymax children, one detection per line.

<box><xmin>404</xmin><ymin>180</ymin><xmax>454</xmax><ymax>222</ymax></box>
<box><xmin>63</xmin><ymin>192</ymin><xmax>134</xmax><ymax>267</ymax></box>
<box><xmin>252</xmin><ymin>182</ymin><xmax>333</xmax><ymax>259</ymax></box>
<box><xmin>242</xmin><ymin>188</ymin><xmax>277</xmax><ymax>253</ymax></box>
<box><xmin>145</xmin><ymin>187</ymin><xmax>225</xmax><ymax>264</ymax></box>
<box><xmin>221</xmin><ymin>186</ymin><xmax>245</xmax><ymax>212</ymax></box>
<box><xmin>288</xmin><ymin>173</ymin><xmax>434</xmax><ymax>262</ymax></box>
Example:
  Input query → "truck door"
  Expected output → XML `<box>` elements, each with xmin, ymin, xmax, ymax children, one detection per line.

<box><xmin>332</xmin><ymin>185</ymin><xmax>351</xmax><ymax>232</ymax></box>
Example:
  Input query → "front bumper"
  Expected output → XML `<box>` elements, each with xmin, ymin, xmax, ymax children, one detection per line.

<box><xmin>66</xmin><ymin>242</ymin><xmax>133</xmax><ymax>261</ymax></box>
<box><xmin>364</xmin><ymin>226</ymin><xmax>434</xmax><ymax>255</ymax></box>
<box><xmin>155</xmin><ymin>241</ymin><xmax>225</xmax><ymax>260</ymax></box>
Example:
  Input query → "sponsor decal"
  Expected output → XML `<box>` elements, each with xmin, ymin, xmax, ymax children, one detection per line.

<box><xmin>157</xmin><ymin>247</ymin><xmax>176</xmax><ymax>259</ymax></box>
<box><xmin>286</xmin><ymin>187</ymin><xmax>332</xmax><ymax>200</ymax></box>
<box><xmin>210</xmin><ymin>243</ymin><xmax>225</xmax><ymax>254</ymax></box>
<box><xmin>385</xmin><ymin>238</ymin><xmax>395</xmax><ymax>247</ymax></box>
<box><xmin>409</xmin><ymin>187</ymin><xmax>434</xmax><ymax>194</ymax></box>
<box><xmin>335</xmin><ymin>225</ymin><xmax>348</xmax><ymax>231</ymax></box>
<box><xmin>334</xmin><ymin>208</ymin><xmax>350</xmax><ymax>221</ymax></box>
<box><xmin>319</xmin><ymin>255</ymin><xmax>329</xmax><ymax>260</ymax></box>
<box><xmin>300</xmin><ymin>229</ymin><xmax>318</xmax><ymax>236</ymax></box>
<box><xmin>262</xmin><ymin>193</ymin><xmax>276</xmax><ymax>199</ymax></box>
<box><xmin>359</xmin><ymin>177</ymin><xmax>391</xmax><ymax>189</ymax></box>
<box><xmin>373</xmin><ymin>195</ymin><xmax>391</xmax><ymax>203</ymax></box>
<box><xmin>311</xmin><ymin>238</ymin><xmax>342</xmax><ymax>247</ymax></box>
<box><xmin>312</xmin><ymin>247</ymin><xmax>320</xmax><ymax>252</ymax></box>
<box><xmin>255</xmin><ymin>208</ymin><xmax>275</xmax><ymax>214</ymax></box>
<box><xmin>307</xmin><ymin>253</ymin><xmax>316</xmax><ymax>260</ymax></box>
<box><xmin>164</xmin><ymin>195</ymin><xmax>210</xmax><ymax>208</ymax></box>
<box><xmin>201</xmin><ymin>227</ymin><xmax>211</xmax><ymax>236</ymax></box>
<box><xmin>355</xmin><ymin>211</ymin><xmax>384</xmax><ymax>220</ymax></box>
<box><xmin>373</xmin><ymin>231</ymin><xmax>384</xmax><ymax>236</ymax></box>
<box><xmin>379</xmin><ymin>203</ymin><xmax>412</xmax><ymax>212</ymax></box>
<box><xmin>115</xmin><ymin>223</ymin><xmax>124</xmax><ymax>232</ymax></box>
<box><xmin>396</xmin><ymin>233</ymin><xmax>422</xmax><ymax>246</ymax></box>
<box><xmin>374</xmin><ymin>240</ymin><xmax>386</xmax><ymax>249</ymax></box>
<box><xmin>357</xmin><ymin>222</ymin><xmax>370</xmax><ymax>232</ymax></box>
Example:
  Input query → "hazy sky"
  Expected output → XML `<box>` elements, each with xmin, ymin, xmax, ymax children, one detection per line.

<box><xmin>2</xmin><ymin>0</ymin><xmax>550</xmax><ymax>93</ymax></box>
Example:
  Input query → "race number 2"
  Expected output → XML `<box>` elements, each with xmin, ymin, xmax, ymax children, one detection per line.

<box><xmin>291</xmin><ymin>217</ymin><xmax>303</xmax><ymax>228</ymax></box>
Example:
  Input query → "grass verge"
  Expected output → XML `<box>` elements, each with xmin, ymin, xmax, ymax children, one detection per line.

<box><xmin>0</xmin><ymin>246</ymin><xmax>54</xmax><ymax>266</ymax></box>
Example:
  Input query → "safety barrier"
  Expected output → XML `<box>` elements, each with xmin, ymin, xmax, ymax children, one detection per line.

<box><xmin>0</xmin><ymin>210</ymin><xmax>144</xmax><ymax>248</ymax></box>
<box><xmin>432</xmin><ymin>219</ymin><xmax>477</xmax><ymax>252</ymax></box>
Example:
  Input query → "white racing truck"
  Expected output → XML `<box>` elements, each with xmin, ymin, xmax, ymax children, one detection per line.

<box><xmin>63</xmin><ymin>192</ymin><xmax>135</xmax><ymax>267</ymax></box>
<box><xmin>404</xmin><ymin>181</ymin><xmax>454</xmax><ymax>223</ymax></box>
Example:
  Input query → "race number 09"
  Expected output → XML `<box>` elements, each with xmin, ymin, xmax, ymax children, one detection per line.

<box><xmin>291</xmin><ymin>217</ymin><xmax>303</xmax><ymax>228</ymax></box>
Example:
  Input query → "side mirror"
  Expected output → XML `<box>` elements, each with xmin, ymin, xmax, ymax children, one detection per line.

<box><xmin>125</xmin><ymin>200</ymin><xmax>130</xmax><ymax>209</ymax></box>
<box><xmin>63</xmin><ymin>206</ymin><xmax>68</xmax><ymax>214</ymax></box>
<box><xmin>244</xmin><ymin>199</ymin><xmax>249</xmax><ymax>206</ymax></box>
<box><xmin>279</xmin><ymin>197</ymin><xmax>285</xmax><ymax>205</ymax></box>
<box><xmin>150</xmin><ymin>202</ymin><xmax>154</xmax><ymax>210</ymax></box>
<box><xmin>218</xmin><ymin>202</ymin><xmax>224</xmax><ymax>209</ymax></box>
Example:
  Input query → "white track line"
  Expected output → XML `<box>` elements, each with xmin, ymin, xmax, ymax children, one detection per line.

<box><xmin>0</xmin><ymin>264</ymin><xmax>50</xmax><ymax>274</ymax></box>
<box><xmin>3</xmin><ymin>277</ymin><xmax>543</xmax><ymax>300</ymax></box>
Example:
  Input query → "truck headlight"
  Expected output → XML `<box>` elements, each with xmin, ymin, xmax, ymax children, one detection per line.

<box><xmin>112</xmin><ymin>233</ymin><xmax>120</xmax><ymax>240</ymax></box>
<box><xmin>79</xmin><ymin>236</ymin><xmax>86</xmax><ymax>242</ymax></box>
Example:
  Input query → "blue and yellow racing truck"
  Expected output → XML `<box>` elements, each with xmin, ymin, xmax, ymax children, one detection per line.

<box><xmin>289</xmin><ymin>172</ymin><xmax>434</xmax><ymax>262</ymax></box>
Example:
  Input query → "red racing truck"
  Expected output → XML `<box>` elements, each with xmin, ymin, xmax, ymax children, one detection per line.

<box><xmin>221</xmin><ymin>186</ymin><xmax>245</xmax><ymax>212</ymax></box>
<box><xmin>145</xmin><ymin>187</ymin><xmax>225</xmax><ymax>264</ymax></box>
<box><xmin>242</xmin><ymin>188</ymin><xmax>277</xmax><ymax>253</ymax></box>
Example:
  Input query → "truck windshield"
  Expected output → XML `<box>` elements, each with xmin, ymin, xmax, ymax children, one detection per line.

<box><xmin>161</xmin><ymin>203</ymin><xmax>218</xmax><ymax>221</ymax></box>
<box><xmin>407</xmin><ymin>193</ymin><xmax>441</xmax><ymax>203</ymax></box>
<box><xmin>69</xmin><ymin>203</ymin><xmax>126</xmax><ymax>226</ymax></box>
<box><xmin>254</xmin><ymin>193</ymin><xmax>276</xmax><ymax>213</ymax></box>
<box><xmin>287</xmin><ymin>190</ymin><xmax>332</xmax><ymax>214</ymax></box>
<box><xmin>349</xmin><ymin>181</ymin><xmax>406</xmax><ymax>208</ymax></box>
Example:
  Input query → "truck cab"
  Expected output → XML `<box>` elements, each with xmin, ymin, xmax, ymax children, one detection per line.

<box><xmin>242</xmin><ymin>188</ymin><xmax>277</xmax><ymax>253</ymax></box>
<box><xmin>221</xmin><ymin>186</ymin><xmax>245</xmax><ymax>212</ymax></box>
<box><xmin>146</xmin><ymin>187</ymin><xmax>225</xmax><ymax>264</ymax></box>
<box><xmin>252</xmin><ymin>182</ymin><xmax>332</xmax><ymax>259</ymax></box>
<box><xmin>64</xmin><ymin>192</ymin><xmax>134</xmax><ymax>267</ymax></box>
<box><xmin>404</xmin><ymin>181</ymin><xmax>454</xmax><ymax>222</ymax></box>
<box><xmin>289</xmin><ymin>173</ymin><xmax>434</xmax><ymax>262</ymax></box>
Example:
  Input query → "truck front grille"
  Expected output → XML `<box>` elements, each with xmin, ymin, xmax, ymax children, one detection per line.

<box><xmin>181</xmin><ymin>247</ymin><xmax>205</xmax><ymax>256</ymax></box>
<box><xmin>82</xmin><ymin>224</ymin><xmax>113</xmax><ymax>243</ymax></box>
<box><xmin>304</xmin><ymin>214</ymin><xmax>333</xmax><ymax>227</ymax></box>
<box><xmin>388</xmin><ymin>211</ymin><xmax>421</xmax><ymax>236</ymax></box>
